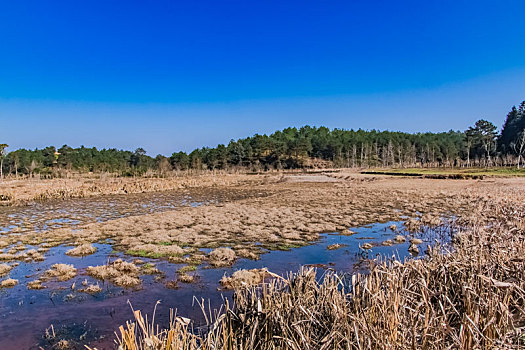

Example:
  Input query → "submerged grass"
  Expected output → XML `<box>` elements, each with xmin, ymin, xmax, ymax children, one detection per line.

<box><xmin>107</xmin><ymin>187</ymin><xmax>525</xmax><ymax>350</ymax></box>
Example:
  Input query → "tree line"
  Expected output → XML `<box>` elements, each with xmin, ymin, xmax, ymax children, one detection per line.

<box><xmin>1</xmin><ymin>100</ymin><xmax>525</xmax><ymax>178</ymax></box>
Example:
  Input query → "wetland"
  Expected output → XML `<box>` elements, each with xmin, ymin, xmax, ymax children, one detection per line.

<box><xmin>0</xmin><ymin>172</ymin><xmax>524</xmax><ymax>349</ymax></box>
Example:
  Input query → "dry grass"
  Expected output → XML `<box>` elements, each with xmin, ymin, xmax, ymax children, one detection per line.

<box><xmin>177</xmin><ymin>274</ymin><xmax>195</xmax><ymax>283</ymax></box>
<box><xmin>65</xmin><ymin>243</ymin><xmax>97</xmax><ymax>256</ymax></box>
<box><xmin>107</xmin><ymin>181</ymin><xmax>525</xmax><ymax>350</ymax></box>
<box><xmin>382</xmin><ymin>239</ymin><xmax>394</xmax><ymax>246</ymax></box>
<box><xmin>220</xmin><ymin>268</ymin><xmax>279</xmax><ymax>290</ymax></box>
<box><xmin>27</xmin><ymin>279</ymin><xmax>46</xmax><ymax>290</ymax></box>
<box><xmin>327</xmin><ymin>243</ymin><xmax>346</xmax><ymax>250</ymax></box>
<box><xmin>44</xmin><ymin>264</ymin><xmax>77</xmax><ymax>281</ymax></box>
<box><xmin>0</xmin><ymin>173</ymin><xmax>257</xmax><ymax>206</ymax></box>
<box><xmin>87</xmin><ymin>259</ymin><xmax>141</xmax><ymax>287</ymax></box>
<box><xmin>0</xmin><ymin>278</ymin><xmax>18</xmax><ymax>288</ymax></box>
<box><xmin>394</xmin><ymin>234</ymin><xmax>406</xmax><ymax>243</ymax></box>
<box><xmin>86</xmin><ymin>265</ymin><xmax>120</xmax><ymax>280</ymax></box>
<box><xmin>114</xmin><ymin>275</ymin><xmax>141</xmax><ymax>288</ymax></box>
<box><xmin>79</xmin><ymin>283</ymin><xmax>102</xmax><ymax>294</ymax></box>
<box><xmin>0</xmin><ymin>263</ymin><xmax>13</xmax><ymax>276</ymax></box>
<box><xmin>208</xmin><ymin>247</ymin><xmax>237</xmax><ymax>267</ymax></box>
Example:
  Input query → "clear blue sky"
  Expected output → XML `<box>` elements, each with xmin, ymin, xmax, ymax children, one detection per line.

<box><xmin>1</xmin><ymin>0</ymin><xmax>525</xmax><ymax>155</ymax></box>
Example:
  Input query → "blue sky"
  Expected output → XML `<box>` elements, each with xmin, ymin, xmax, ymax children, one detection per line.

<box><xmin>1</xmin><ymin>1</ymin><xmax>525</xmax><ymax>155</ymax></box>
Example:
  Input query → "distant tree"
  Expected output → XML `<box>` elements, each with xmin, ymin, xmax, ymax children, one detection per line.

<box><xmin>227</xmin><ymin>140</ymin><xmax>245</xmax><ymax>166</ymax></box>
<box><xmin>130</xmin><ymin>148</ymin><xmax>147</xmax><ymax>168</ymax></box>
<box><xmin>155</xmin><ymin>155</ymin><xmax>172</xmax><ymax>175</ymax></box>
<box><xmin>499</xmin><ymin>106</ymin><xmax>520</xmax><ymax>153</ymax></box>
<box><xmin>189</xmin><ymin>149</ymin><xmax>203</xmax><ymax>170</ymax></box>
<box><xmin>170</xmin><ymin>151</ymin><xmax>190</xmax><ymax>170</ymax></box>
<box><xmin>41</xmin><ymin>146</ymin><xmax>57</xmax><ymax>168</ymax></box>
<box><xmin>466</xmin><ymin>120</ymin><xmax>498</xmax><ymax>165</ymax></box>
<box><xmin>0</xmin><ymin>144</ymin><xmax>8</xmax><ymax>180</ymax></box>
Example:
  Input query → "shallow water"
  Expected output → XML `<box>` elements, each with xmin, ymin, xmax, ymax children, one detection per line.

<box><xmin>0</xmin><ymin>218</ymin><xmax>452</xmax><ymax>350</ymax></box>
<box><xmin>0</xmin><ymin>187</ymin><xmax>264</xmax><ymax>236</ymax></box>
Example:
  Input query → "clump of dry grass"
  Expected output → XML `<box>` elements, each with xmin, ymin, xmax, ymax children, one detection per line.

<box><xmin>66</xmin><ymin>243</ymin><xmax>97</xmax><ymax>256</ymax></box>
<box><xmin>0</xmin><ymin>253</ymin><xmax>16</xmax><ymax>261</ymax></box>
<box><xmin>208</xmin><ymin>247</ymin><xmax>236</xmax><ymax>267</ymax></box>
<box><xmin>360</xmin><ymin>242</ymin><xmax>373</xmax><ymax>250</ymax></box>
<box><xmin>141</xmin><ymin>263</ymin><xmax>162</xmax><ymax>275</ymax></box>
<box><xmin>408</xmin><ymin>243</ymin><xmax>420</xmax><ymax>254</ymax></box>
<box><xmin>79</xmin><ymin>283</ymin><xmax>102</xmax><ymax>294</ymax></box>
<box><xmin>394</xmin><ymin>234</ymin><xmax>406</xmax><ymax>243</ymax></box>
<box><xmin>326</xmin><ymin>243</ymin><xmax>346</xmax><ymax>250</ymax></box>
<box><xmin>114</xmin><ymin>275</ymin><xmax>141</xmax><ymax>287</ymax></box>
<box><xmin>421</xmin><ymin>213</ymin><xmax>442</xmax><ymax>226</ymax></box>
<box><xmin>220</xmin><ymin>268</ymin><xmax>278</xmax><ymax>290</ymax></box>
<box><xmin>410</xmin><ymin>237</ymin><xmax>423</xmax><ymax>244</ymax></box>
<box><xmin>234</xmin><ymin>248</ymin><xmax>260</xmax><ymax>260</ymax></box>
<box><xmin>86</xmin><ymin>265</ymin><xmax>119</xmax><ymax>280</ymax></box>
<box><xmin>27</xmin><ymin>279</ymin><xmax>46</xmax><ymax>290</ymax></box>
<box><xmin>44</xmin><ymin>264</ymin><xmax>77</xmax><ymax>281</ymax></box>
<box><xmin>0</xmin><ymin>278</ymin><xmax>18</xmax><ymax>288</ymax></box>
<box><xmin>87</xmin><ymin>259</ymin><xmax>141</xmax><ymax>287</ymax></box>
<box><xmin>404</xmin><ymin>217</ymin><xmax>422</xmax><ymax>232</ymax></box>
<box><xmin>0</xmin><ymin>263</ymin><xmax>13</xmax><ymax>276</ymax></box>
<box><xmin>20</xmin><ymin>248</ymin><xmax>45</xmax><ymax>262</ymax></box>
<box><xmin>177</xmin><ymin>274</ymin><xmax>194</xmax><ymax>283</ymax></box>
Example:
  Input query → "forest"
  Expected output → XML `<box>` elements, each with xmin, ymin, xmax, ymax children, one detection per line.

<box><xmin>1</xmin><ymin>101</ymin><xmax>525</xmax><ymax>177</ymax></box>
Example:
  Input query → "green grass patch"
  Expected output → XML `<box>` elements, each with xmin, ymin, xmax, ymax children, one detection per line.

<box><xmin>126</xmin><ymin>249</ymin><xmax>164</xmax><ymax>259</ymax></box>
<box><xmin>156</xmin><ymin>241</ymin><xmax>190</xmax><ymax>248</ymax></box>
<box><xmin>125</xmin><ymin>249</ymin><xmax>185</xmax><ymax>259</ymax></box>
<box><xmin>363</xmin><ymin>167</ymin><xmax>525</xmax><ymax>178</ymax></box>
<box><xmin>272</xmin><ymin>243</ymin><xmax>304</xmax><ymax>251</ymax></box>
<box><xmin>177</xmin><ymin>265</ymin><xmax>198</xmax><ymax>274</ymax></box>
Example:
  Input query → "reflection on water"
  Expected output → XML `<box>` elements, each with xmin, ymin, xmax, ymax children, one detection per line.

<box><xmin>0</xmin><ymin>219</ymin><xmax>453</xmax><ymax>350</ymax></box>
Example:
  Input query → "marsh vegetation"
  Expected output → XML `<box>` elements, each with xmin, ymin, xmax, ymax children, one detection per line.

<box><xmin>0</xmin><ymin>172</ymin><xmax>523</xmax><ymax>349</ymax></box>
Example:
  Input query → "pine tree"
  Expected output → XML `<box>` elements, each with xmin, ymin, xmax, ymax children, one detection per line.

<box><xmin>499</xmin><ymin>106</ymin><xmax>520</xmax><ymax>153</ymax></box>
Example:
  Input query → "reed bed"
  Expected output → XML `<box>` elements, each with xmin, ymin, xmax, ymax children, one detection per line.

<box><xmin>0</xmin><ymin>173</ymin><xmax>258</xmax><ymax>206</ymax></box>
<box><xmin>110</xmin><ymin>194</ymin><xmax>525</xmax><ymax>350</ymax></box>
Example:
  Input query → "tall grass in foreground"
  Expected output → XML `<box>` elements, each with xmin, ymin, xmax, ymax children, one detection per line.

<box><xmin>106</xmin><ymin>199</ymin><xmax>525</xmax><ymax>349</ymax></box>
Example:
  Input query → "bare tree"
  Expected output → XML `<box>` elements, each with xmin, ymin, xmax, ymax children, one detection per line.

<box><xmin>0</xmin><ymin>144</ymin><xmax>7</xmax><ymax>180</ymax></box>
<box><xmin>25</xmin><ymin>160</ymin><xmax>39</xmax><ymax>178</ymax></box>
<box><xmin>512</xmin><ymin>130</ymin><xmax>525</xmax><ymax>169</ymax></box>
